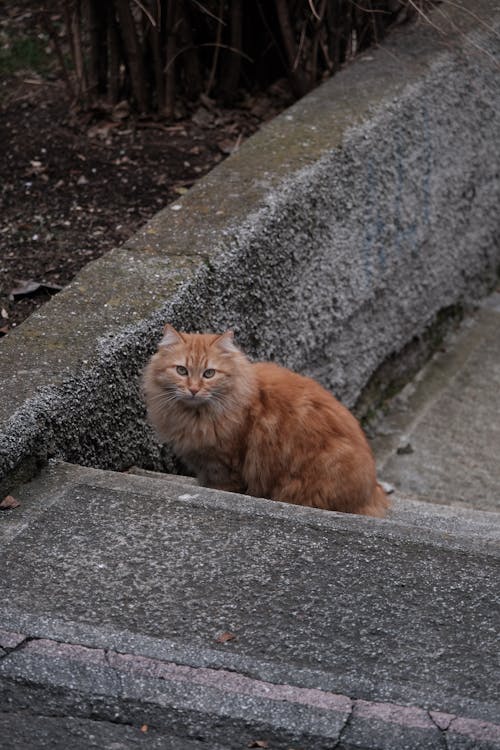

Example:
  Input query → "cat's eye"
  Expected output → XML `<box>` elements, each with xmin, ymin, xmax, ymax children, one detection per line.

<box><xmin>176</xmin><ymin>365</ymin><xmax>188</xmax><ymax>376</ymax></box>
<box><xmin>203</xmin><ymin>368</ymin><xmax>216</xmax><ymax>379</ymax></box>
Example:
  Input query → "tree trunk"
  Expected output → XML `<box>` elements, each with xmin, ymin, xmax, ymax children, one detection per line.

<box><xmin>115</xmin><ymin>0</ymin><xmax>148</xmax><ymax>112</ymax></box>
<box><xmin>64</xmin><ymin>0</ymin><xmax>88</xmax><ymax>106</ymax></box>
<box><xmin>177</xmin><ymin>1</ymin><xmax>202</xmax><ymax>101</ymax></box>
<box><xmin>107</xmin><ymin>4</ymin><xmax>121</xmax><ymax>105</ymax></box>
<box><xmin>219</xmin><ymin>0</ymin><xmax>243</xmax><ymax>103</ymax></box>
<box><xmin>147</xmin><ymin>1</ymin><xmax>165</xmax><ymax>113</ymax></box>
<box><xmin>164</xmin><ymin>0</ymin><xmax>177</xmax><ymax>118</ymax></box>
<box><xmin>87</xmin><ymin>0</ymin><xmax>108</xmax><ymax>99</ymax></box>
<box><xmin>274</xmin><ymin>0</ymin><xmax>310</xmax><ymax>97</ymax></box>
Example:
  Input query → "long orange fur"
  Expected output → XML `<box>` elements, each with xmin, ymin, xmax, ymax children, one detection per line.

<box><xmin>142</xmin><ymin>326</ymin><xmax>389</xmax><ymax>517</ymax></box>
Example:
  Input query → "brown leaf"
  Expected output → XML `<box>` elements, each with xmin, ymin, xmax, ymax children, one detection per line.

<box><xmin>248</xmin><ymin>741</ymin><xmax>269</xmax><ymax>749</ymax></box>
<box><xmin>87</xmin><ymin>121</ymin><xmax>119</xmax><ymax>139</ymax></box>
<box><xmin>140</xmin><ymin>724</ymin><xmax>148</xmax><ymax>733</ymax></box>
<box><xmin>217</xmin><ymin>139</ymin><xmax>238</xmax><ymax>155</ymax></box>
<box><xmin>216</xmin><ymin>631</ymin><xmax>236</xmax><ymax>644</ymax></box>
<box><xmin>192</xmin><ymin>106</ymin><xmax>214</xmax><ymax>128</ymax></box>
<box><xmin>0</xmin><ymin>495</ymin><xmax>21</xmax><ymax>510</ymax></box>
<box><xmin>112</xmin><ymin>100</ymin><xmax>130</xmax><ymax>121</ymax></box>
<box><xmin>0</xmin><ymin>324</ymin><xmax>9</xmax><ymax>337</ymax></box>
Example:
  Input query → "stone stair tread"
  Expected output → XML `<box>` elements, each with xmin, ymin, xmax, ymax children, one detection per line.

<box><xmin>120</xmin><ymin>463</ymin><xmax>500</xmax><ymax>545</ymax></box>
<box><xmin>1</xmin><ymin>460</ymin><xmax>498</xmax><ymax>748</ymax></box>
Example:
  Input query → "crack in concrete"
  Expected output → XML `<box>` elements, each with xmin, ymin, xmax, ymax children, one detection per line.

<box><xmin>0</xmin><ymin>631</ymin><xmax>31</xmax><ymax>658</ymax></box>
<box><xmin>427</xmin><ymin>709</ymin><xmax>450</xmax><ymax>750</ymax></box>
<box><xmin>2</xmin><ymin>634</ymin><xmax>500</xmax><ymax>746</ymax></box>
<box><xmin>332</xmin><ymin>702</ymin><xmax>354</xmax><ymax>749</ymax></box>
<box><xmin>0</xmin><ymin>707</ymin><xmax>142</xmax><ymax>731</ymax></box>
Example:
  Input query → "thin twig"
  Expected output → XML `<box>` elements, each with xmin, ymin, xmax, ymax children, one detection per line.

<box><xmin>293</xmin><ymin>21</ymin><xmax>307</xmax><ymax>72</ymax></box>
<box><xmin>406</xmin><ymin>0</ymin><xmax>447</xmax><ymax>36</ymax></box>
<box><xmin>131</xmin><ymin>0</ymin><xmax>157</xmax><ymax>27</ymax></box>
<box><xmin>349</xmin><ymin>1</ymin><xmax>393</xmax><ymax>14</ymax></box>
<box><xmin>308</xmin><ymin>0</ymin><xmax>321</xmax><ymax>22</ymax></box>
<box><xmin>432</xmin><ymin>1</ymin><xmax>500</xmax><ymax>67</ymax></box>
<box><xmin>190</xmin><ymin>0</ymin><xmax>226</xmax><ymax>25</ymax></box>
<box><xmin>310</xmin><ymin>0</ymin><xmax>328</xmax><ymax>81</ymax></box>
<box><xmin>436</xmin><ymin>0</ymin><xmax>500</xmax><ymax>41</ymax></box>
<box><xmin>165</xmin><ymin>41</ymin><xmax>253</xmax><ymax>73</ymax></box>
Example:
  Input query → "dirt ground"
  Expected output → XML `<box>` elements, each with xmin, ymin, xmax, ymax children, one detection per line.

<box><xmin>0</xmin><ymin>9</ymin><xmax>293</xmax><ymax>334</ymax></box>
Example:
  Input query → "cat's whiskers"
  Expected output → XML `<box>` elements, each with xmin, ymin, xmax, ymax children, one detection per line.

<box><xmin>149</xmin><ymin>390</ymin><xmax>182</xmax><ymax>407</ymax></box>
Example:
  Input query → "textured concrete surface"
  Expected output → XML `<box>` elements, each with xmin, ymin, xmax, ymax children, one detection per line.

<box><xmin>0</xmin><ymin>463</ymin><xmax>499</xmax><ymax>748</ymax></box>
<box><xmin>0</xmin><ymin>711</ymin><xmax>225</xmax><ymax>750</ymax></box>
<box><xmin>373</xmin><ymin>292</ymin><xmax>500</xmax><ymax>511</ymax></box>
<box><xmin>1</xmin><ymin>1</ymin><xmax>499</xmax><ymax>746</ymax></box>
<box><xmin>1</xmin><ymin>0</ymin><xmax>499</xmax><ymax>491</ymax></box>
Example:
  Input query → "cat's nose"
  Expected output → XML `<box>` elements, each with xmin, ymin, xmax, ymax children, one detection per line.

<box><xmin>189</xmin><ymin>387</ymin><xmax>199</xmax><ymax>396</ymax></box>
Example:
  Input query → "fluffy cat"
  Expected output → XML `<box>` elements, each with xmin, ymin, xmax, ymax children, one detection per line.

<box><xmin>142</xmin><ymin>325</ymin><xmax>389</xmax><ymax>517</ymax></box>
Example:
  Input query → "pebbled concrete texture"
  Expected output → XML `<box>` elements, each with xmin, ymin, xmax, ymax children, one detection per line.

<box><xmin>0</xmin><ymin>712</ymin><xmax>228</xmax><ymax>750</ymax></box>
<box><xmin>1</xmin><ymin>0</ymin><xmax>500</xmax><ymax>490</ymax></box>
<box><xmin>0</xmin><ymin>463</ymin><xmax>499</xmax><ymax>748</ymax></box>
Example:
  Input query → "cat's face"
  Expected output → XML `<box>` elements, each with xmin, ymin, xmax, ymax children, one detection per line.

<box><xmin>150</xmin><ymin>325</ymin><xmax>242</xmax><ymax>409</ymax></box>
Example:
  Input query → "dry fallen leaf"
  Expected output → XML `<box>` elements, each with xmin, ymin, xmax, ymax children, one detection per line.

<box><xmin>0</xmin><ymin>495</ymin><xmax>21</xmax><ymax>510</ymax></box>
<box><xmin>140</xmin><ymin>724</ymin><xmax>148</xmax><ymax>733</ymax></box>
<box><xmin>248</xmin><ymin>741</ymin><xmax>269</xmax><ymax>749</ymax></box>
<box><xmin>217</xmin><ymin>139</ymin><xmax>238</xmax><ymax>155</ymax></box>
<box><xmin>216</xmin><ymin>631</ymin><xmax>236</xmax><ymax>644</ymax></box>
<box><xmin>112</xmin><ymin>100</ymin><xmax>130</xmax><ymax>120</ymax></box>
<box><xmin>87</xmin><ymin>121</ymin><xmax>119</xmax><ymax>139</ymax></box>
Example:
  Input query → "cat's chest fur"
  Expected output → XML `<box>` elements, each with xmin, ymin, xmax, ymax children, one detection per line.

<box><xmin>172</xmin><ymin>406</ymin><xmax>240</xmax><ymax>451</ymax></box>
<box><xmin>174</xmin><ymin>409</ymin><xmax>246</xmax><ymax>491</ymax></box>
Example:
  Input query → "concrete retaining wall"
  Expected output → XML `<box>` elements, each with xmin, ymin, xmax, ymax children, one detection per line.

<box><xmin>1</xmin><ymin>0</ymin><xmax>499</xmax><ymax>489</ymax></box>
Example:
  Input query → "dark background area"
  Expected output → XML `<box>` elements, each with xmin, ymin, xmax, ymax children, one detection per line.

<box><xmin>0</xmin><ymin>0</ymin><xmax>416</xmax><ymax>332</ymax></box>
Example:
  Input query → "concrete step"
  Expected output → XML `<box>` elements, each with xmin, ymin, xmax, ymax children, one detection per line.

<box><xmin>127</xmin><ymin>465</ymin><xmax>500</xmax><ymax>549</ymax></box>
<box><xmin>1</xmin><ymin>461</ymin><xmax>499</xmax><ymax>749</ymax></box>
<box><xmin>0</xmin><ymin>711</ymin><xmax>227</xmax><ymax>750</ymax></box>
<box><xmin>372</xmin><ymin>295</ymin><xmax>500</xmax><ymax>513</ymax></box>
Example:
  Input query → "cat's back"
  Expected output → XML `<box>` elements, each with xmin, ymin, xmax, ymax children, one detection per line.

<box><xmin>251</xmin><ymin>361</ymin><xmax>337</xmax><ymax>402</ymax></box>
<box><xmin>250</xmin><ymin>361</ymin><xmax>358</xmax><ymax>436</ymax></box>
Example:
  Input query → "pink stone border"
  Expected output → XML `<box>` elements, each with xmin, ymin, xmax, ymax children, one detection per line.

<box><xmin>2</xmin><ymin>633</ymin><xmax>499</xmax><ymax>744</ymax></box>
<box><xmin>0</xmin><ymin>629</ymin><xmax>26</xmax><ymax>650</ymax></box>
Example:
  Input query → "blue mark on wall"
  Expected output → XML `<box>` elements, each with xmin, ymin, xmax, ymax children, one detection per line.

<box><xmin>362</xmin><ymin>104</ymin><xmax>433</xmax><ymax>284</ymax></box>
<box><xmin>362</xmin><ymin>160</ymin><xmax>387</xmax><ymax>282</ymax></box>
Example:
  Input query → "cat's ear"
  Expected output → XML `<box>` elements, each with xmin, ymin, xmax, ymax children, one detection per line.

<box><xmin>213</xmin><ymin>330</ymin><xmax>239</xmax><ymax>353</ymax></box>
<box><xmin>159</xmin><ymin>324</ymin><xmax>185</xmax><ymax>348</ymax></box>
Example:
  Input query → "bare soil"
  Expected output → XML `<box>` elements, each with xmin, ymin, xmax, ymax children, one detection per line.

<box><xmin>0</xmin><ymin>70</ymin><xmax>292</xmax><ymax>335</ymax></box>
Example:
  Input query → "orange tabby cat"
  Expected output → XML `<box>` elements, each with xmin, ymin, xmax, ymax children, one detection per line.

<box><xmin>143</xmin><ymin>325</ymin><xmax>389</xmax><ymax>517</ymax></box>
